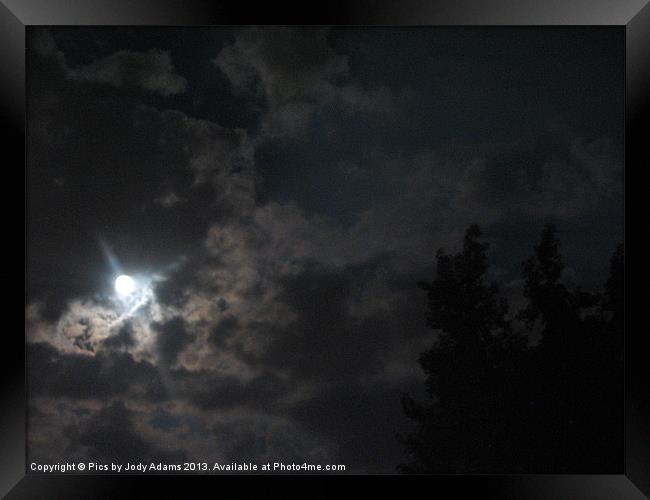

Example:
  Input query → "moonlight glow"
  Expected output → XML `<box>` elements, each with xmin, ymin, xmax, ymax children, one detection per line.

<box><xmin>115</xmin><ymin>274</ymin><xmax>136</xmax><ymax>296</ymax></box>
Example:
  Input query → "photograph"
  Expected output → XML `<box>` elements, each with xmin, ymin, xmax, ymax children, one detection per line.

<box><xmin>25</xmin><ymin>25</ymin><xmax>625</xmax><ymax>475</ymax></box>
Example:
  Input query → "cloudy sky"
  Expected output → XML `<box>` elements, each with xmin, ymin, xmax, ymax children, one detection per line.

<box><xmin>26</xmin><ymin>27</ymin><xmax>623</xmax><ymax>473</ymax></box>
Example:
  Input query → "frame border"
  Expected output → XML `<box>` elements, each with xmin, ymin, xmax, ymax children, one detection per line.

<box><xmin>7</xmin><ymin>1</ymin><xmax>649</xmax><ymax>498</ymax></box>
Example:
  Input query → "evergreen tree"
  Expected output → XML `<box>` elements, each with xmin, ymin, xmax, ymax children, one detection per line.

<box><xmin>519</xmin><ymin>225</ymin><xmax>622</xmax><ymax>471</ymax></box>
<box><xmin>401</xmin><ymin>224</ymin><xmax>624</xmax><ymax>473</ymax></box>
<box><xmin>399</xmin><ymin>225</ymin><xmax>526</xmax><ymax>473</ymax></box>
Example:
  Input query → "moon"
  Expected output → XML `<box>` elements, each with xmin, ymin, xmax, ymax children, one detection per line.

<box><xmin>115</xmin><ymin>274</ymin><xmax>135</xmax><ymax>296</ymax></box>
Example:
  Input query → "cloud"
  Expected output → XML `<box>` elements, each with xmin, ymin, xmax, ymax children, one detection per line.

<box><xmin>457</xmin><ymin>136</ymin><xmax>623</xmax><ymax>220</ymax></box>
<box><xmin>208</xmin><ymin>411</ymin><xmax>336</xmax><ymax>464</ymax></box>
<box><xmin>103</xmin><ymin>322</ymin><xmax>136</xmax><ymax>351</ymax></box>
<box><xmin>154</xmin><ymin>191</ymin><xmax>185</xmax><ymax>208</ymax></box>
<box><xmin>152</xmin><ymin>317</ymin><xmax>191</xmax><ymax>366</ymax></box>
<box><xmin>214</xmin><ymin>27</ymin><xmax>395</xmax><ymax>140</ymax></box>
<box><xmin>32</xmin><ymin>29</ymin><xmax>187</xmax><ymax>96</ymax></box>
<box><xmin>68</xmin><ymin>49</ymin><xmax>188</xmax><ymax>96</ymax></box>
<box><xmin>67</xmin><ymin>401</ymin><xmax>157</xmax><ymax>462</ymax></box>
<box><xmin>133</xmin><ymin>105</ymin><xmax>256</xmax><ymax>212</ymax></box>
<box><xmin>27</xmin><ymin>341</ymin><xmax>167</xmax><ymax>401</ymax></box>
<box><xmin>161</xmin><ymin>198</ymin><xmax>436</xmax><ymax>389</ymax></box>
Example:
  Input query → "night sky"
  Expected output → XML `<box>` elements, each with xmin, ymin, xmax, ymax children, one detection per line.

<box><xmin>26</xmin><ymin>27</ymin><xmax>623</xmax><ymax>472</ymax></box>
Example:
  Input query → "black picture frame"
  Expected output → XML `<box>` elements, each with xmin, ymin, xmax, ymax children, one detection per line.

<box><xmin>7</xmin><ymin>1</ymin><xmax>649</xmax><ymax>497</ymax></box>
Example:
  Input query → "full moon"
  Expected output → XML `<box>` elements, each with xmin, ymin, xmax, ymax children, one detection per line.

<box><xmin>115</xmin><ymin>274</ymin><xmax>135</xmax><ymax>296</ymax></box>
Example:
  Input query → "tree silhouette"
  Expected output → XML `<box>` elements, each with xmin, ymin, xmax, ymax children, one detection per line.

<box><xmin>400</xmin><ymin>224</ymin><xmax>623</xmax><ymax>473</ymax></box>
<box><xmin>399</xmin><ymin>225</ymin><xmax>527</xmax><ymax>472</ymax></box>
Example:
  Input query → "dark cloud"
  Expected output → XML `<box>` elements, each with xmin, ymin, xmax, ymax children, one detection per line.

<box><xmin>103</xmin><ymin>321</ymin><xmax>136</xmax><ymax>351</ymax></box>
<box><xmin>66</xmin><ymin>401</ymin><xmax>187</xmax><ymax>463</ymax></box>
<box><xmin>209</xmin><ymin>412</ymin><xmax>334</xmax><ymax>465</ymax></box>
<box><xmin>153</xmin><ymin>260</ymin><xmax>199</xmax><ymax>308</ymax></box>
<box><xmin>265</xmin><ymin>262</ymin><xmax>388</xmax><ymax>379</ymax></box>
<box><xmin>71</xmin><ymin>319</ymin><xmax>95</xmax><ymax>353</ymax></box>
<box><xmin>208</xmin><ymin>313</ymin><xmax>239</xmax><ymax>350</ymax></box>
<box><xmin>152</xmin><ymin>317</ymin><xmax>192</xmax><ymax>366</ymax></box>
<box><xmin>67</xmin><ymin>401</ymin><xmax>153</xmax><ymax>461</ymax></box>
<box><xmin>459</xmin><ymin>136</ymin><xmax>623</xmax><ymax>220</ymax></box>
<box><xmin>174</xmin><ymin>368</ymin><xmax>287</xmax><ymax>412</ymax></box>
<box><xmin>33</xmin><ymin>29</ymin><xmax>187</xmax><ymax>96</ymax></box>
<box><xmin>68</xmin><ymin>49</ymin><xmax>188</xmax><ymax>96</ymax></box>
<box><xmin>215</xmin><ymin>27</ymin><xmax>394</xmax><ymax>139</ymax></box>
<box><xmin>133</xmin><ymin>105</ymin><xmax>256</xmax><ymax>211</ymax></box>
<box><xmin>28</xmin><ymin>342</ymin><xmax>168</xmax><ymax>402</ymax></box>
